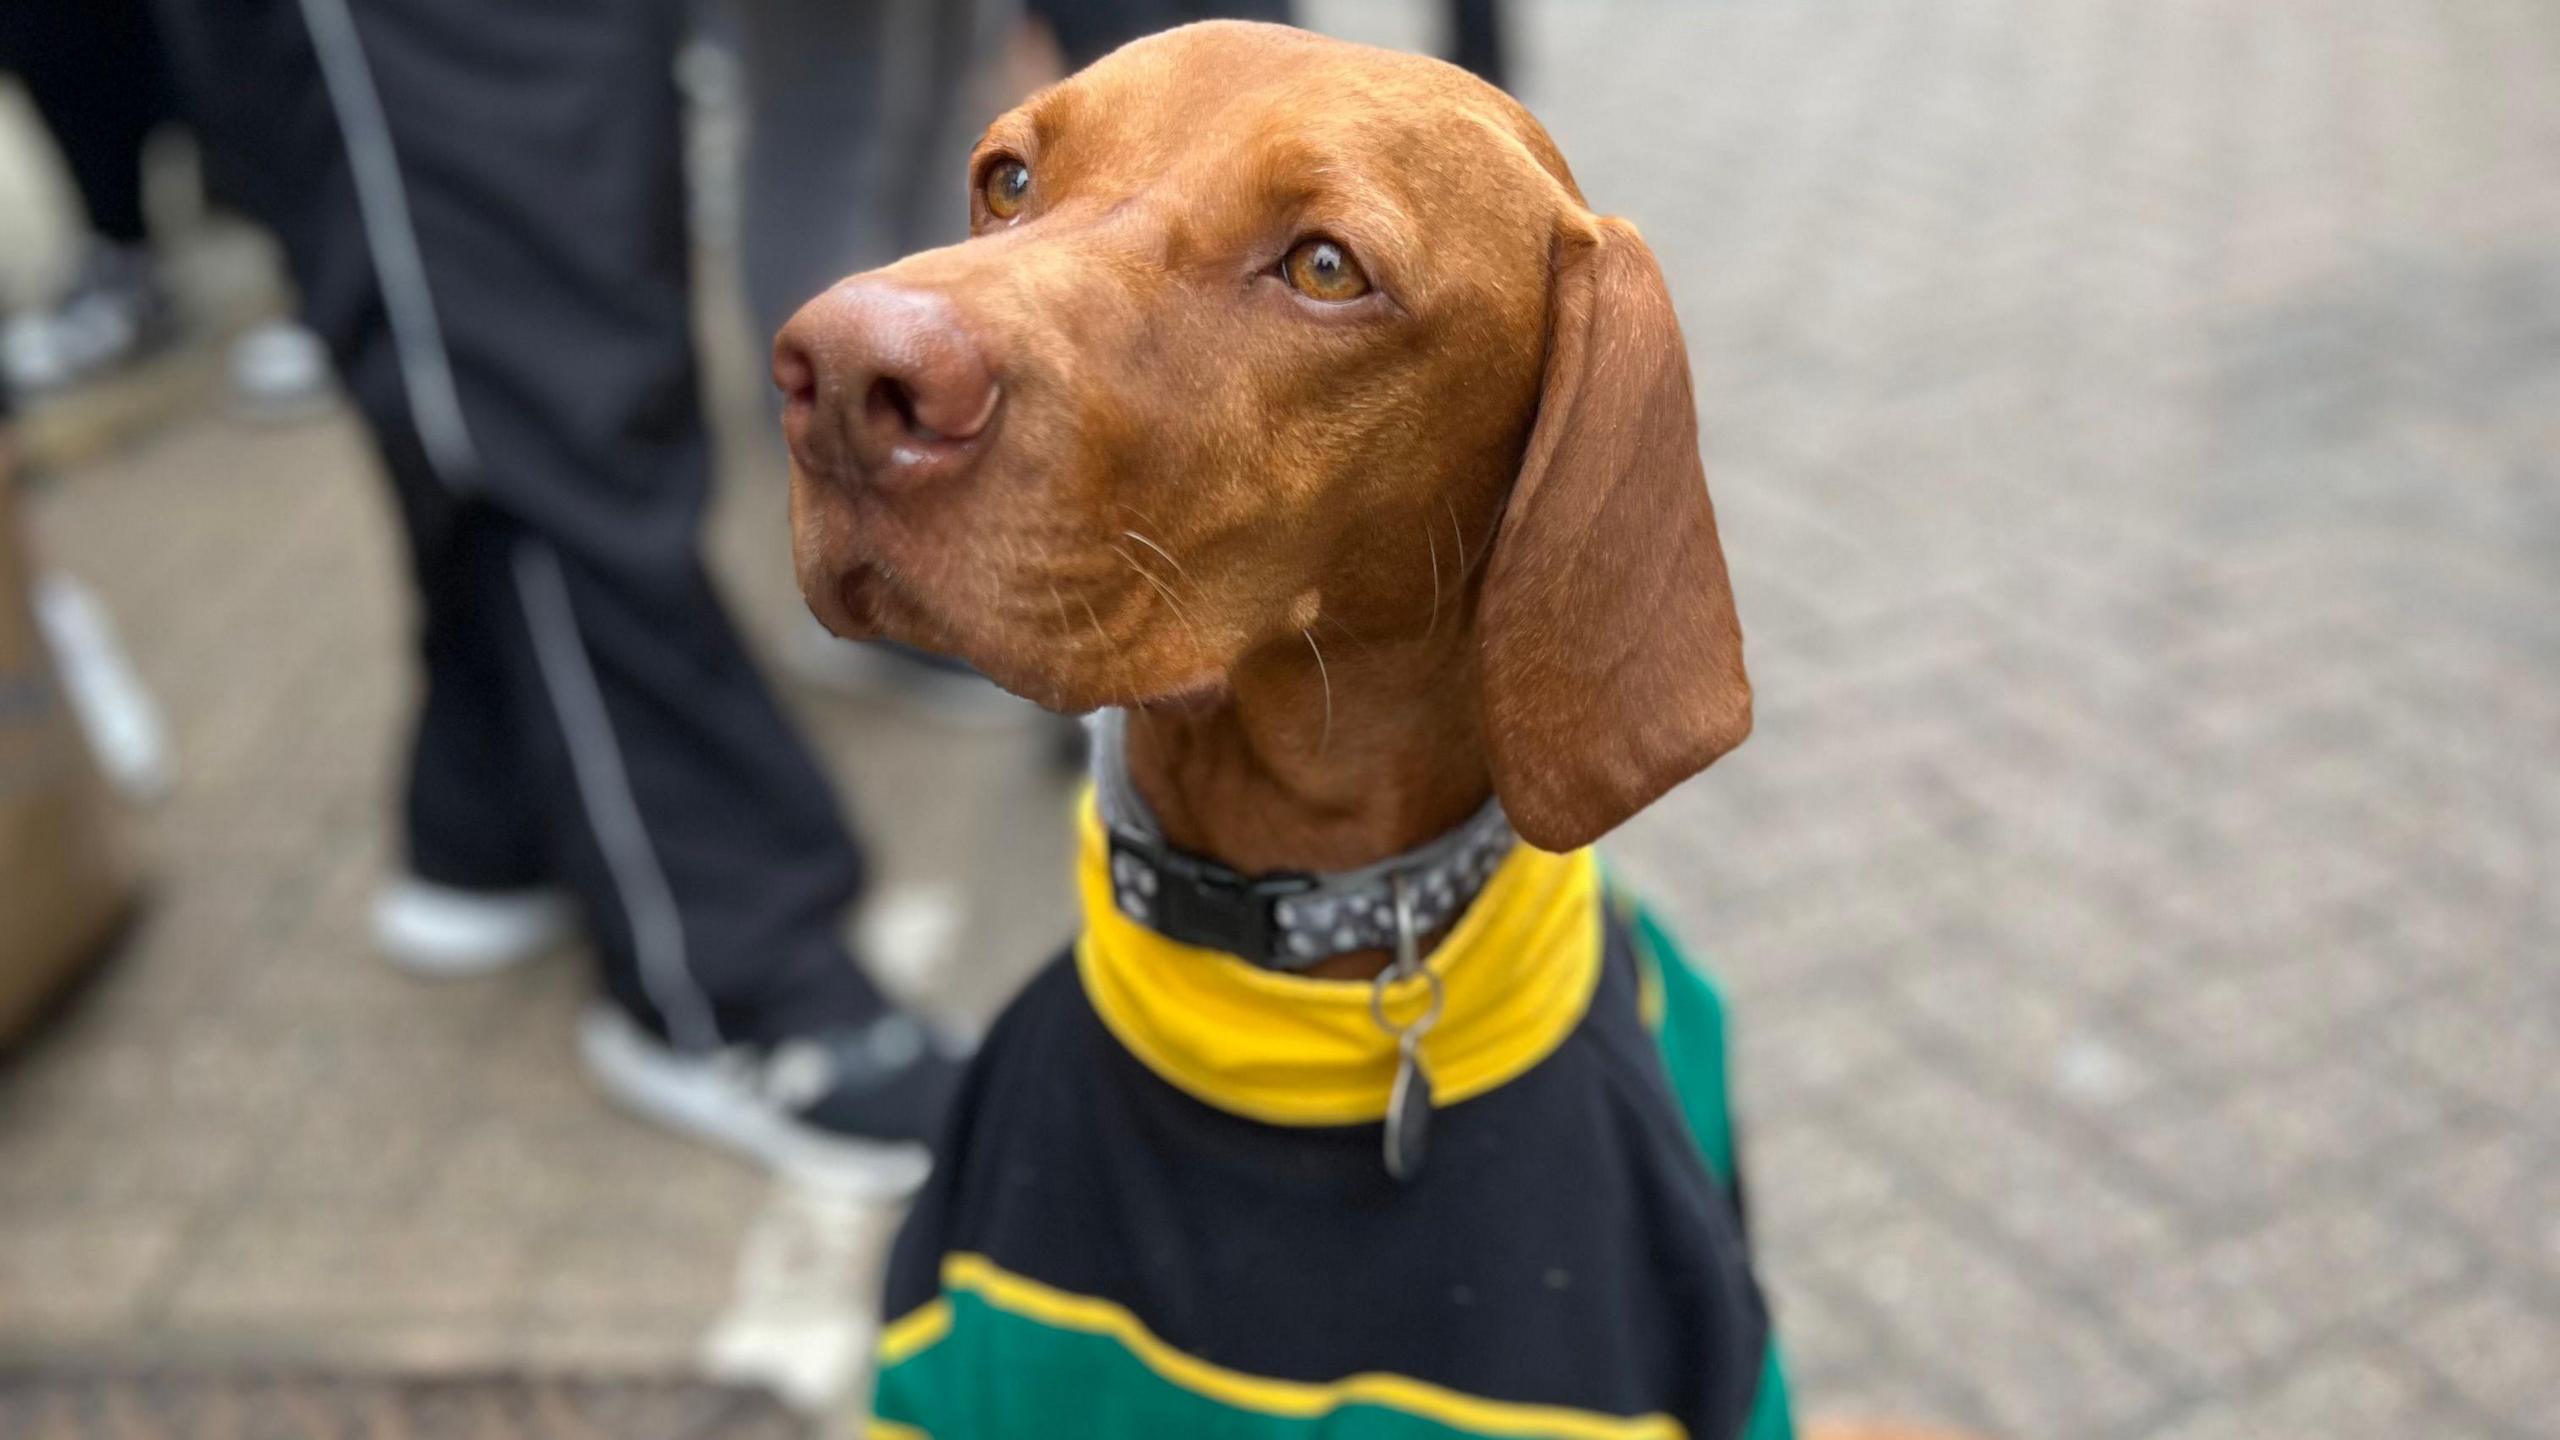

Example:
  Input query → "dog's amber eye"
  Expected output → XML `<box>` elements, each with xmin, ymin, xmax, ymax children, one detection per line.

<box><xmin>983</xmin><ymin>160</ymin><xmax>1031</xmax><ymax>221</ymax></box>
<box><xmin>1283</xmin><ymin>238</ymin><xmax>1370</xmax><ymax>302</ymax></box>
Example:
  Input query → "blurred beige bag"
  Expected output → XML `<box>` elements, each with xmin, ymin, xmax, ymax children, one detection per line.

<box><xmin>0</xmin><ymin>452</ymin><xmax>134</xmax><ymax>1046</ymax></box>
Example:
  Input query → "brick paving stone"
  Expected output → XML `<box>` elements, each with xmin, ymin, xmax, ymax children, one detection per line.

<box><xmin>1839</xmin><ymin>1066</ymin><xmax>2183</xmax><ymax>1278</ymax></box>
<box><xmin>0</xmin><ymin>1215</ymin><xmax>188</xmax><ymax>1343</ymax></box>
<box><xmin>2112</xmin><ymin>1196</ymin><xmax>2477</xmax><ymax>1391</ymax></box>
<box><xmin>0</xmin><ymin>1375</ymin><xmax>805</xmax><ymax>1440</ymax></box>
<box><xmin>2118</xmin><ymin>941</ymin><xmax>2434</xmax><ymax>1079</ymax></box>
<box><xmin>1889</xmin><ymin>946</ymin><xmax>2172</xmax><ymax>1111</ymax></box>
<box><xmin>2375</xmin><ymin>976</ymin><xmax>2560</xmax><ymax>1123</ymax></box>
<box><xmin>1747</xmin><ymin>1115</ymin><xmax>1911</xmax><ymax>1263</ymax></box>
<box><xmin>2384</xmin><ymin>1127</ymin><xmax>2560</xmax><ymax>1294</ymax></box>
<box><xmin>158</xmin><ymin>1206</ymin><xmax>544</xmax><ymax>1331</ymax></box>
<box><xmin>1727</xmin><ymin>982</ymin><xmax>1915</xmax><ymax>1114</ymax></box>
<box><xmin>1756</xmin><ymin>1270</ymin><xmax>1991</xmax><ymax>1438</ymax></box>
<box><xmin>2115</xmin><ymin>1051</ymin><xmax>2461</xmax><ymax>1216</ymax></box>
<box><xmin>1799</xmin><ymin>1210</ymin><xmax>2166</xmax><ymax>1438</ymax></box>
<box><xmin>2398</xmin><ymin>1289</ymin><xmax>2560</xmax><ymax>1428</ymax></box>
<box><xmin>2140</xmin><ymin>1348</ymin><xmax>2469</xmax><ymax>1440</ymax></box>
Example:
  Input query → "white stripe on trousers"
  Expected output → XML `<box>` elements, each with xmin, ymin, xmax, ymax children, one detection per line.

<box><xmin>294</xmin><ymin>0</ymin><xmax>478</xmax><ymax>483</ymax></box>
<box><xmin>512</xmin><ymin>541</ymin><xmax>722</xmax><ymax>1053</ymax></box>
<box><xmin>295</xmin><ymin>0</ymin><xmax>722</xmax><ymax>1050</ymax></box>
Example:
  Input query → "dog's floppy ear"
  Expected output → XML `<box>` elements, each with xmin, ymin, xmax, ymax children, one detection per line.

<box><xmin>1477</xmin><ymin>214</ymin><xmax>1750</xmax><ymax>852</ymax></box>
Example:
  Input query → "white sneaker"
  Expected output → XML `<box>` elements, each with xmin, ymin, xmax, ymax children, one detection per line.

<box><xmin>853</xmin><ymin>881</ymin><xmax>967</xmax><ymax>1008</ymax></box>
<box><xmin>1</xmin><ymin>242</ymin><xmax>175</xmax><ymax>396</ymax></box>
<box><xmin>371</xmin><ymin>875</ymin><xmax>579</xmax><ymax>978</ymax></box>
<box><xmin>577</xmin><ymin>1002</ymin><xmax>949</xmax><ymax>1198</ymax></box>
<box><xmin>226</xmin><ymin>319</ymin><xmax>335</xmax><ymax>423</ymax></box>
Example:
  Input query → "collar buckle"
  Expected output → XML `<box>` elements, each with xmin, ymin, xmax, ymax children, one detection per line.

<box><xmin>1107</xmin><ymin>828</ymin><xmax>1320</xmax><ymax>969</ymax></box>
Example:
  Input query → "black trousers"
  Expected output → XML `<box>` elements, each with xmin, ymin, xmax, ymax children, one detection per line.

<box><xmin>1027</xmin><ymin>0</ymin><xmax>1292</xmax><ymax>68</ymax></box>
<box><xmin>1449</xmin><ymin>0</ymin><xmax>1507</xmax><ymax>88</ymax></box>
<box><xmin>0</xmin><ymin>0</ymin><xmax>174</xmax><ymax>244</ymax></box>
<box><xmin>159</xmin><ymin>0</ymin><xmax>879</xmax><ymax>1050</ymax></box>
<box><xmin>1021</xmin><ymin>2</ymin><xmax>1504</xmax><ymax>95</ymax></box>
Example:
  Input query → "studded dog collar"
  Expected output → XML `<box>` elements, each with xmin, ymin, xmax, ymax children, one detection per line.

<box><xmin>1088</xmin><ymin>710</ymin><xmax>1519</xmax><ymax>971</ymax></box>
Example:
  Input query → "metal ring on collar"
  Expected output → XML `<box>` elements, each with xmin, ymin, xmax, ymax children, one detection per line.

<box><xmin>1371</xmin><ymin>875</ymin><xmax>1446</xmax><ymax>1040</ymax></box>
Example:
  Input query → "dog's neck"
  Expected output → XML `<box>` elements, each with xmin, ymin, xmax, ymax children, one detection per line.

<box><xmin>1123</xmin><ymin>624</ymin><xmax>1491</xmax><ymax>980</ymax></box>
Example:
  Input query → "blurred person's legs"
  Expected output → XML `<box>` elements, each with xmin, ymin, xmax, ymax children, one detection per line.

<box><xmin>733</xmin><ymin>0</ymin><xmax>993</xmax><ymax>356</ymax></box>
<box><xmin>1027</xmin><ymin>0</ymin><xmax>1290</xmax><ymax>69</ymax></box>
<box><xmin>161</xmin><ymin>0</ymin><xmax>956</xmax><ymax>1190</ymax></box>
<box><xmin>1023</xmin><ymin>3</ymin><xmax>1503</xmax><ymax>94</ymax></box>
<box><xmin>0</xmin><ymin>0</ymin><xmax>166</xmax><ymax>249</ymax></box>
<box><xmin>0</xmin><ymin>0</ymin><xmax>180</xmax><ymax>394</ymax></box>
<box><xmin>1447</xmin><ymin>0</ymin><xmax>1505</xmax><ymax>88</ymax></box>
<box><xmin>734</xmin><ymin>0</ymin><xmax>1040</xmax><ymax>723</ymax></box>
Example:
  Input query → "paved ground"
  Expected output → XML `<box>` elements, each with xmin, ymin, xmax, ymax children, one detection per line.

<box><xmin>5</xmin><ymin>1</ymin><xmax>2556</xmax><ymax>1436</ymax></box>
<box><xmin>0</xmin><ymin>1375</ymin><xmax>803</xmax><ymax>1440</ymax></box>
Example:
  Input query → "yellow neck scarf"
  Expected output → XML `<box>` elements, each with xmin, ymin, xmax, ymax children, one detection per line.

<box><xmin>1073</xmin><ymin>794</ymin><xmax>1604</xmax><ymax>1126</ymax></box>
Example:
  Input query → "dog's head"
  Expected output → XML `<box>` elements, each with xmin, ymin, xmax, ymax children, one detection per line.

<box><xmin>779</xmin><ymin>21</ymin><xmax>1746</xmax><ymax>849</ymax></box>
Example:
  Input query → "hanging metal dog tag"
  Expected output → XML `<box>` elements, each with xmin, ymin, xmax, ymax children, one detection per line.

<box><xmin>1384</xmin><ymin>1031</ymin><xmax>1433</xmax><ymax>1182</ymax></box>
<box><xmin>1376</xmin><ymin>875</ymin><xmax>1442</xmax><ymax>1184</ymax></box>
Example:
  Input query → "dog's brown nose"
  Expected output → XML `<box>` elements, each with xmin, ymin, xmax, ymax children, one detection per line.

<box><xmin>774</xmin><ymin>283</ymin><xmax>999</xmax><ymax>491</ymax></box>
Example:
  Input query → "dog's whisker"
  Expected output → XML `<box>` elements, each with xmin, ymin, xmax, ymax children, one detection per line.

<box><xmin>1074</xmin><ymin>590</ymin><xmax>1126</xmax><ymax>707</ymax></box>
<box><xmin>1314</xmin><ymin>611</ymin><xmax>1381</xmax><ymax>663</ymax></box>
<box><xmin>1120</xmin><ymin>529</ymin><xmax>1191</xmax><ymax>585</ymax></box>
<box><xmin>984</xmin><ymin>532</ymin><xmax>1024</xmax><ymax>615</ymax></box>
<box><xmin>1043</xmin><ymin>576</ymin><xmax>1076</xmax><ymax>712</ymax></box>
<box><xmin>1302</xmin><ymin>626</ymin><xmax>1332</xmax><ymax>756</ymax></box>
<box><xmin>1111</xmin><ymin>543</ymin><xmax>1206</xmax><ymax>652</ymax></box>
<box><xmin>1424</xmin><ymin>521</ymin><xmax>1441</xmax><ymax>637</ymax></box>
<box><xmin>1443</xmin><ymin>496</ymin><xmax>1471</xmax><ymax>578</ymax></box>
<box><xmin>1111</xmin><ymin>499</ymin><xmax>1173</xmax><ymax>535</ymax></box>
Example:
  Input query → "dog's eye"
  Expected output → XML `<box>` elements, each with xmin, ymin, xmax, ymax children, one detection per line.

<box><xmin>983</xmin><ymin>160</ymin><xmax>1031</xmax><ymax>221</ymax></box>
<box><xmin>1283</xmin><ymin>238</ymin><xmax>1370</xmax><ymax>302</ymax></box>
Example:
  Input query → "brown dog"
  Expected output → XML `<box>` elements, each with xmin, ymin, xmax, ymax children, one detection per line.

<box><xmin>780</xmin><ymin>21</ymin><xmax>1747</xmax><ymax>885</ymax></box>
<box><xmin>783</xmin><ymin>21</ymin><xmax>1794</xmax><ymax>1440</ymax></box>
